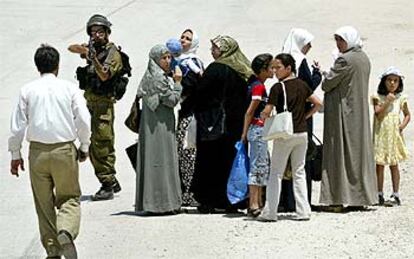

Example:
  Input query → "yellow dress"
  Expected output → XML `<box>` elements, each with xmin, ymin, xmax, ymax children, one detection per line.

<box><xmin>372</xmin><ymin>94</ymin><xmax>409</xmax><ymax>165</ymax></box>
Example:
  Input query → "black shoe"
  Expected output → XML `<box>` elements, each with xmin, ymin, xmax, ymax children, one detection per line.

<box><xmin>91</xmin><ymin>186</ymin><xmax>114</xmax><ymax>201</ymax></box>
<box><xmin>112</xmin><ymin>179</ymin><xmax>121</xmax><ymax>193</ymax></box>
<box><xmin>57</xmin><ymin>230</ymin><xmax>77</xmax><ymax>259</ymax></box>
<box><xmin>197</xmin><ymin>204</ymin><xmax>214</xmax><ymax>214</ymax></box>
<box><xmin>390</xmin><ymin>195</ymin><xmax>401</xmax><ymax>206</ymax></box>
<box><xmin>378</xmin><ymin>195</ymin><xmax>385</xmax><ymax>206</ymax></box>
<box><xmin>310</xmin><ymin>205</ymin><xmax>321</xmax><ymax>212</ymax></box>
<box><xmin>225</xmin><ymin>206</ymin><xmax>239</xmax><ymax>214</ymax></box>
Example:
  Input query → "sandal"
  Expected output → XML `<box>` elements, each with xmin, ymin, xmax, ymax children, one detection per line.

<box><xmin>247</xmin><ymin>208</ymin><xmax>261</xmax><ymax>218</ymax></box>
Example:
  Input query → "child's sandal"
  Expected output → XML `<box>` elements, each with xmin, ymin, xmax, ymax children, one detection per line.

<box><xmin>247</xmin><ymin>208</ymin><xmax>261</xmax><ymax>218</ymax></box>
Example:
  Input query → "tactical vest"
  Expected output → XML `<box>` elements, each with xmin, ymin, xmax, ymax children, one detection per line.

<box><xmin>76</xmin><ymin>42</ymin><xmax>131</xmax><ymax>100</ymax></box>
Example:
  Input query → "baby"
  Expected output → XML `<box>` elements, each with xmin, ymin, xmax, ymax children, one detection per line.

<box><xmin>166</xmin><ymin>38</ymin><xmax>202</xmax><ymax>76</ymax></box>
<box><xmin>166</xmin><ymin>38</ymin><xmax>182</xmax><ymax>71</ymax></box>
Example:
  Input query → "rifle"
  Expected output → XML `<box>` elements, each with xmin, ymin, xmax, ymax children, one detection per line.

<box><xmin>88</xmin><ymin>37</ymin><xmax>96</xmax><ymax>60</ymax></box>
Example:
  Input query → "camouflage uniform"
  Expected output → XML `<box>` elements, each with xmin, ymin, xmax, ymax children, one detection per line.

<box><xmin>84</xmin><ymin>42</ymin><xmax>122</xmax><ymax>190</ymax></box>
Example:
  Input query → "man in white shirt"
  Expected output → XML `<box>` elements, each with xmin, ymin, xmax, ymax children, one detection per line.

<box><xmin>8</xmin><ymin>44</ymin><xmax>91</xmax><ymax>259</ymax></box>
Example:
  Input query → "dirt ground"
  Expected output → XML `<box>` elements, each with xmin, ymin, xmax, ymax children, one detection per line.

<box><xmin>1</xmin><ymin>0</ymin><xmax>413</xmax><ymax>258</ymax></box>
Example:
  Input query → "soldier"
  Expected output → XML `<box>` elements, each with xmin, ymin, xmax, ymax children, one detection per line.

<box><xmin>68</xmin><ymin>14</ymin><xmax>123</xmax><ymax>200</ymax></box>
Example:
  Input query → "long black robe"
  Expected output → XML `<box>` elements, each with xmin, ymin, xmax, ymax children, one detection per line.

<box><xmin>191</xmin><ymin>62</ymin><xmax>249</xmax><ymax>209</ymax></box>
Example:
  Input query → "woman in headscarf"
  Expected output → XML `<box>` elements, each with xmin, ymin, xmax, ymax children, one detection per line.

<box><xmin>191</xmin><ymin>35</ymin><xmax>252</xmax><ymax>213</ymax></box>
<box><xmin>175</xmin><ymin>29</ymin><xmax>204</xmax><ymax>207</ymax></box>
<box><xmin>279</xmin><ymin>28</ymin><xmax>322</xmax><ymax>212</ymax></box>
<box><xmin>320</xmin><ymin>26</ymin><xmax>377</xmax><ymax>208</ymax></box>
<box><xmin>135</xmin><ymin>44</ymin><xmax>183</xmax><ymax>214</ymax></box>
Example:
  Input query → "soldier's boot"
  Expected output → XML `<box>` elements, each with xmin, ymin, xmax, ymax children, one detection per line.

<box><xmin>112</xmin><ymin>178</ymin><xmax>121</xmax><ymax>193</ymax></box>
<box><xmin>91</xmin><ymin>185</ymin><xmax>114</xmax><ymax>201</ymax></box>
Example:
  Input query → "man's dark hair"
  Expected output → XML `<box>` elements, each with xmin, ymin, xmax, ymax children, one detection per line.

<box><xmin>251</xmin><ymin>53</ymin><xmax>273</xmax><ymax>75</ymax></box>
<box><xmin>34</xmin><ymin>44</ymin><xmax>59</xmax><ymax>73</ymax></box>
<box><xmin>377</xmin><ymin>75</ymin><xmax>404</xmax><ymax>95</ymax></box>
<box><xmin>275</xmin><ymin>53</ymin><xmax>296</xmax><ymax>75</ymax></box>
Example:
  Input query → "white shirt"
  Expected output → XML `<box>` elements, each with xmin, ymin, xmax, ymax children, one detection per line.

<box><xmin>8</xmin><ymin>73</ymin><xmax>91</xmax><ymax>159</ymax></box>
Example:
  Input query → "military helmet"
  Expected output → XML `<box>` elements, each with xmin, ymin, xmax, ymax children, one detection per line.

<box><xmin>86</xmin><ymin>14</ymin><xmax>112</xmax><ymax>35</ymax></box>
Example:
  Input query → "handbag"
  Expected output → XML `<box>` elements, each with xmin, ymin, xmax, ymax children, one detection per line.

<box><xmin>262</xmin><ymin>82</ymin><xmax>293</xmax><ymax>141</ymax></box>
<box><xmin>125</xmin><ymin>142</ymin><xmax>138</xmax><ymax>170</ymax></box>
<box><xmin>124</xmin><ymin>96</ymin><xmax>141</xmax><ymax>133</ymax></box>
<box><xmin>195</xmin><ymin>72</ymin><xmax>228</xmax><ymax>141</ymax></box>
<box><xmin>196</xmin><ymin>103</ymin><xmax>226</xmax><ymax>141</ymax></box>
<box><xmin>309</xmin><ymin>133</ymin><xmax>323</xmax><ymax>181</ymax></box>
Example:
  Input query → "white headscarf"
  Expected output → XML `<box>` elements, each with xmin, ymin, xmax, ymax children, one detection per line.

<box><xmin>334</xmin><ymin>26</ymin><xmax>363</xmax><ymax>50</ymax></box>
<box><xmin>180</xmin><ymin>29</ymin><xmax>200</xmax><ymax>59</ymax></box>
<box><xmin>179</xmin><ymin>29</ymin><xmax>204</xmax><ymax>74</ymax></box>
<box><xmin>282</xmin><ymin>28</ymin><xmax>314</xmax><ymax>71</ymax></box>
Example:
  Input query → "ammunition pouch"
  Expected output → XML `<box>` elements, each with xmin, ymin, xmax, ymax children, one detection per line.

<box><xmin>91</xmin><ymin>76</ymin><xmax>128</xmax><ymax>100</ymax></box>
<box><xmin>76</xmin><ymin>66</ymin><xmax>129</xmax><ymax>100</ymax></box>
<box><xmin>112</xmin><ymin>76</ymin><xmax>129</xmax><ymax>100</ymax></box>
<box><xmin>76</xmin><ymin>66</ymin><xmax>89</xmax><ymax>90</ymax></box>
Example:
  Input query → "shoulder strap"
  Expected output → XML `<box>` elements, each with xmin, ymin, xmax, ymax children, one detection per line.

<box><xmin>104</xmin><ymin>44</ymin><xmax>118</xmax><ymax>64</ymax></box>
<box><xmin>312</xmin><ymin>133</ymin><xmax>323</xmax><ymax>145</ymax></box>
<box><xmin>280</xmin><ymin>81</ymin><xmax>288</xmax><ymax>111</ymax></box>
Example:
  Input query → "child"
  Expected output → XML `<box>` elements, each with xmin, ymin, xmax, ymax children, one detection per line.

<box><xmin>372</xmin><ymin>66</ymin><xmax>411</xmax><ymax>206</ymax></box>
<box><xmin>166</xmin><ymin>38</ymin><xmax>182</xmax><ymax>71</ymax></box>
<box><xmin>166</xmin><ymin>37</ymin><xmax>203</xmax><ymax>77</ymax></box>
<box><xmin>241</xmin><ymin>53</ymin><xmax>274</xmax><ymax>217</ymax></box>
<box><xmin>257</xmin><ymin>53</ymin><xmax>321</xmax><ymax>222</ymax></box>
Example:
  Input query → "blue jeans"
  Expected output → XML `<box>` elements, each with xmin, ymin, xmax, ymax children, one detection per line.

<box><xmin>247</xmin><ymin>125</ymin><xmax>270</xmax><ymax>186</ymax></box>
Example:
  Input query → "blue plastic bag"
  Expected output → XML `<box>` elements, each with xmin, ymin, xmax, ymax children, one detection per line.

<box><xmin>227</xmin><ymin>141</ymin><xmax>250</xmax><ymax>204</ymax></box>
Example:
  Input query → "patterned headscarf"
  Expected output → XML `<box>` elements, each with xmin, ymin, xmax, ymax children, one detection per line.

<box><xmin>211</xmin><ymin>35</ymin><xmax>253</xmax><ymax>81</ymax></box>
<box><xmin>282</xmin><ymin>28</ymin><xmax>314</xmax><ymax>71</ymax></box>
<box><xmin>137</xmin><ymin>44</ymin><xmax>174</xmax><ymax>111</ymax></box>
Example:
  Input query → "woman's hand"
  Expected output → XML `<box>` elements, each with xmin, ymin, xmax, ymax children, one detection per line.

<box><xmin>312</xmin><ymin>60</ymin><xmax>321</xmax><ymax>70</ymax></box>
<box><xmin>173</xmin><ymin>66</ymin><xmax>182</xmax><ymax>83</ymax></box>
<box><xmin>305</xmin><ymin>94</ymin><xmax>322</xmax><ymax>119</ymax></box>
<box><xmin>260</xmin><ymin>104</ymin><xmax>273</xmax><ymax>120</ymax></box>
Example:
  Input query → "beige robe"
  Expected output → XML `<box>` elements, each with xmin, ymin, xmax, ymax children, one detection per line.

<box><xmin>320</xmin><ymin>47</ymin><xmax>377</xmax><ymax>206</ymax></box>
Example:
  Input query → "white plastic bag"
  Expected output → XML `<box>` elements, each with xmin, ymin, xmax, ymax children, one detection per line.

<box><xmin>183</xmin><ymin>115</ymin><xmax>197</xmax><ymax>149</ymax></box>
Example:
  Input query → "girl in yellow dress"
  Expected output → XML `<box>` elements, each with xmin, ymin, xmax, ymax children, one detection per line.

<box><xmin>372</xmin><ymin>66</ymin><xmax>411</xmax><ymax>205</ymax></box>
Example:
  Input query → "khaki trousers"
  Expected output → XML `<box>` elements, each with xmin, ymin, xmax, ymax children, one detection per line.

<box><xmin>87</xmin><ymin>97</ymin><xmax>117</xmax><ymax>187</ymax></box>
<box><xmin>29</xmin><ymin>141</ymin><xmax>81</xmax><ymax>258</ymax></box>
